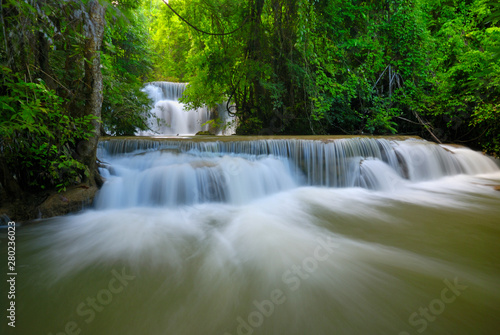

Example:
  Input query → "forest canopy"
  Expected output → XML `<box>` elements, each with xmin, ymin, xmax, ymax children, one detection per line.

<box><xmin>148</xmin><ymin>0</ymin><xmax>500</xmax><ymax>153</ymax></box>
<box><xmin>1</xmin><ymin>0</ymin><xmax>499</xmax><ymax>197</ymax></box>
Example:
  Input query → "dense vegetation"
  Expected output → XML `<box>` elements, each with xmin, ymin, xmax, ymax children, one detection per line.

<box><xmin>0</xmin><ymin>0</ymin><xmax>152</xmax><ymax>198</ymax></box>
<box><xmin>1</xmin><ymin>0</ymin><xmax>499</xmax><ymax>198</ymax></box>
<box><xmin>150</xmin><ymin>0</ymin><xmax>499</xmax><ymax>153</ymax></box>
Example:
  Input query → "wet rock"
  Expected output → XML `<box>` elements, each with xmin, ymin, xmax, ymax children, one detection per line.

<box><xmin>36</xmin><ymin>185</ymin><xmax>99</xmax><ymax>219</ymax></box>
<box><xmin>1</xmin><ymin>184</ymin><xmax>97</xmax><ymax>223</ymax></box>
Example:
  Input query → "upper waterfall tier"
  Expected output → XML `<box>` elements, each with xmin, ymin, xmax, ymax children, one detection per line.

<box><xmin>145</xmin><ymin>81</ymin><xmax>187</xmax><ymax>101</ymax></box>
<box><xmin>139</xmin><ymin>81</ymin><xmax>211</xmax><ymax>136</ymax></box>
<box><xmin>139</xmin><ymin>81</ymin><xmax>235</xmax><ymax>136</ymax></box>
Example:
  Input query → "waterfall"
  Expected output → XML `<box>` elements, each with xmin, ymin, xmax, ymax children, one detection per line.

<box><xmin>96</xmin><ymin>152</ymin><xmax>298</xmax><ymax>208</ymax></box>
<box><xmin>96</xmin><ymin>137</ymin><xmax>499</xmax><ymax>208</ymax></box>
<box><xmin>138</xmin><ymin>81</ymin><xmax>236</xmax><ymax>135</ymax></box>
<box><xmin>13</xmin><ymin>136</ymin><xmax>500</xmax><ymax>335</ymax></box>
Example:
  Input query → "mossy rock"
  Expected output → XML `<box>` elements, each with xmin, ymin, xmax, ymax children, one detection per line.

<box><xmin>36</xmin><ymin>185</ymin><xmax>98</xmax><ymax>219</ymax></box>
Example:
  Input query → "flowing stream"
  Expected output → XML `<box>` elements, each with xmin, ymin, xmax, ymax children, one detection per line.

<box><xmin>2</xmin><ymin>137</ymin><xmax>500</xmax><ymax>335</ymax></box>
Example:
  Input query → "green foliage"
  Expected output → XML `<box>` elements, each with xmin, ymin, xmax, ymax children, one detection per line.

<box><xmin>146</xmin><ymin>0</ymin><xmax>194</xmax><ymax>81</ymax></box>
<box><xmin>2</xmin><ymin>0</ymin><xmax>498</xmax><ymax>178</ymax></box>
<box><xmin>0</xmin><ymin>0</ymin><xmax>106</xmax><ymax>196</ymax></box>
<box><xmin>147</xmin><ymin>0</ymin><xmax>499</xmax><ymax>154</ymax></box>
<box><xmin>471</xmin><ymin>104</ymin><xmax>500</xmax><ymax>157</ymax></box>
<box><xmin>306</xmin><ymin>0</ymin><xmax>430</xmax><ymax>135</ymax></box>
<box><xmin>0</xmin><ymin>67</ymin><xmax>96</xmax><ymax>192</ymax></box>
<box><xmin>418</xmin><ymin>0</ymin><xmax>500</xmax><ymax>153</ymax></box>
<box><xmin>0</xmin><ymin>0</ymin><xmax>160</xmax><ymax>197</ymax></box>
<box><xmin>101</xmin><ymin>8</ymin><xmax>154</xmax><ymax>135</ymax></box>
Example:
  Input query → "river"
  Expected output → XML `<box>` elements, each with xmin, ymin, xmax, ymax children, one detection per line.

<box><xmin>2</xmin><ymin>136</ymin><xmax>499</xmax><ymax>335</ymax></box>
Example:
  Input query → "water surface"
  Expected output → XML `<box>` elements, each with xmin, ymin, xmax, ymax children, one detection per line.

<box><xmin>2</xmin><ymin>138</ymin><xmax>499</xmax><ymax>335</ymax></box>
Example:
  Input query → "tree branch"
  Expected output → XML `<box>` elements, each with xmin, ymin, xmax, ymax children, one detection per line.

<box><xmin>162</xmin><ymin>0</ymin><xmax>247</xmax><ymax>36</ymax></box>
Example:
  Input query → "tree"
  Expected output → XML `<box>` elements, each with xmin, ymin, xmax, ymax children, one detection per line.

<box><xmin>152</xmin><ymin>0</ymin><xmax>499</xmax><ymax>155</ymax></box>
<box><xmin>101</xmin><ymin>3</ymin><xmax>154</xmax><ymax>135</ymax></box>
<box><xmin>0</xmin><ymin>0</ymin><xmax>105</xmax><ymax>196</ymax></box>
<box><xmin>420</xmin><ymin>0</ymin><xmax>500</xmax><ymax>154</ymax></box>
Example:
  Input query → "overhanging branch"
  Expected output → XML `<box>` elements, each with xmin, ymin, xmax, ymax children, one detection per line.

<box><xmin>161</xmin><ymin>0</ymin><xmax>247</xmax><ymax>36</ymax></box>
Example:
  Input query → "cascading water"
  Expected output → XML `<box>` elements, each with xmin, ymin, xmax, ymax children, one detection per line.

<box><xmin>3</xmin><ymin>137</ymin><xmax>500</xmax><ymax>335</ymax></box>
<box><xmin>96</xmin><ymin>137</ymin><xmax>499</xmax><ymax>201</ymax></box>
<box><xmin>139</xmin><ymin>81</ymin><xmax>236</xmax><ymax>136</ymax></box>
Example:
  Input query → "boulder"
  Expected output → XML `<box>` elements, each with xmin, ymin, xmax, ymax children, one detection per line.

<box><xmin>36</xmin><ymin>185</ymin><xmax>99</xmax><ymax>218</ymax></box>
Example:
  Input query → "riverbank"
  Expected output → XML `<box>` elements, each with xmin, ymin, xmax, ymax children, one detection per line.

<box><xmin>0</xmin><ymin>184</ymin><xmax>98</xmax><ymax>223</ymax></box>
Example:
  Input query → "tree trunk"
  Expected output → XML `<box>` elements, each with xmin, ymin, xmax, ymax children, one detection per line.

<box><xmin>77</xmin><ymin>0</ymin><xmax>105</xmax><ymax>186</ymax></box>
<box><xmin>71</xmin><ymin>0</ymin><xmax>106</xmax><ymax>185</ymax></box>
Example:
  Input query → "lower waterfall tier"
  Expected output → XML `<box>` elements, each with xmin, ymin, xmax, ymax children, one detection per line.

<box><xmin>96</xmin><ymin>137</ymin><xmax>499</xmax><ymax>208</ymax></box>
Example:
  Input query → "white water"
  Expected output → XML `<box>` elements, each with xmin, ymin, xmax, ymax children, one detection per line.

<box><xmin>96</xmin><ymin>138</ymin><xmax>499</xmax><ymax>207</ymax></box>
<box><xmin>138</xmin><ymin>82</ymin><xmax>236</xmax><ymax>136</ymax></box>
<box><xmin>96</xmin><ymin>151</ymin><xmax>298</xmax><ymax>207</ymax></box>
<box><xmin>3</xmin><ymin>137</ymin><xmax>500</xmax><ymax>335</ymax></box>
